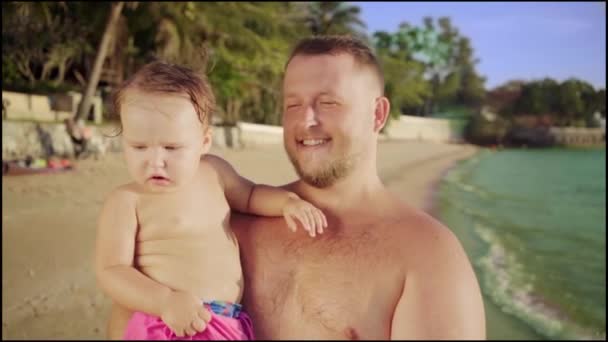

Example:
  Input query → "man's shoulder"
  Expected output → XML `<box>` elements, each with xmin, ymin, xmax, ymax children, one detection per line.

<box><xmin>384</xmin><ymin>197</ymin><xmax>442</xmax><ymax>232</ymax></box>
<box><xmin>389</xmin><ymin>201</ymin><xmax>480</xmax><ymax>302</ymax></box>
<box><xmin>387</xmin><ymin>200</ymin><xmax>465</xmax><ymax>265</ymax></box>
<box><xmin>386</xmin><ymin>204</ymin><xmax>486</xmax><ymax>339</ymax></box>
<box><xmin>200</xmin><ymin>153</ymin><xmax>229</xmax><ymax>175</ymax></box>
<box><xmin>201</xmin><ymin>153</ymin><xmax>227</xmax><ymax>167</ymax></box>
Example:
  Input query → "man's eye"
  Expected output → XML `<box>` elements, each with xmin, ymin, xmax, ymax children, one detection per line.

<box><xmin>286</xmin><ymin>104</ymin><xmax>300</xmax><ymax>109</ymax></box>
<box><xmin>321</xmin><ymin>101</ymin><xmax>336</xmax><ymax>105</ymax></box>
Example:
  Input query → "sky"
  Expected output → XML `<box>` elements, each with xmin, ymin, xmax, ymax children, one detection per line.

<box><xmin>357</xmin><ymin>2</ymin><xmax>606</xmax><ymax>90</ymax></box>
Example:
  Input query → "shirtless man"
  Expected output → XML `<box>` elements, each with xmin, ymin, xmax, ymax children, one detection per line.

<box><xmin>230</xmin><ymin>35</ymin><xmax>486</xmax><ymax>339</ymax></box>
<box><xmin>108</xmin><ymin>35</ymin><xmax>485</xmax><ymax>339</ymax></box>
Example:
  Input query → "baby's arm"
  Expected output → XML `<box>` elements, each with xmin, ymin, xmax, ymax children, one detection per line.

<box><xmin>95</xmin><ymin>186</ymin><xmax>209</xmax><ymax>337</ymax></box>
<box><xmin>204</xmin><ymin>154</ymin><xmax>327</xmax><ymax>236</ymax></box>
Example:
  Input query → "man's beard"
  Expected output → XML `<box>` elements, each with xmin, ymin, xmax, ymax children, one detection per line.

<box><xmin>287</xmin><ymin>150</ymin><xmax>358</xmax><ymax>188</ymax></box>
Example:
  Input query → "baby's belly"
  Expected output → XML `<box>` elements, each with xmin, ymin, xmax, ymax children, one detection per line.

<box><xmin>134</xmin><ymin>233</ymin><xmax>243</xmax><ymax>303</ymax></box>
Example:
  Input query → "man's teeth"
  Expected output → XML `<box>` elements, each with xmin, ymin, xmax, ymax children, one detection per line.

<box><xmin>302</xmin><ymin>139</ymin><xmax>326</xmax><ymax>146</ymax></box>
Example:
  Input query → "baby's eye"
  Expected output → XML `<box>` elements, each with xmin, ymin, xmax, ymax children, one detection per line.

<box><xmin>165</xmin><ymin>146</ymin><xmax>181</xmax><ymax>151</ymax></box>
<box><xmin>132</xmin><ymin>145</ymin><xmax>146</xmax><ymax>150</ymax></box>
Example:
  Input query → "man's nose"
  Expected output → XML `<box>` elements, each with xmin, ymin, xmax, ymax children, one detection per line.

<box><xmin>303</xmin><ymin>104</ymin><xmax>319</xmax><ymax>128</ymax></box>
<box><xmin>149</xmin><ymin>148</ymin><xmax>166</xmax><ymax>168</ymax></box>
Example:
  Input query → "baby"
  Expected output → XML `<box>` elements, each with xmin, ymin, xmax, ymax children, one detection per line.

<box><xmin>95</xmin><ymin>61</ymin><xmax>327</xmax><ymax>340</ymax></box>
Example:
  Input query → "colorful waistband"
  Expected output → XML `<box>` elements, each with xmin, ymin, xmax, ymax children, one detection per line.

<box><xmin>202</xmin><ymin>300</ymin><xmax>243</xmax><ymax>318</ymax></box>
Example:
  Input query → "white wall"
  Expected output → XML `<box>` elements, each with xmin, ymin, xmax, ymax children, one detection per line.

<box><xmin>2</xmin><ymin>90</ymin><xmax>103</xmax><ymax>123</ymax></box>
<box><xmin>385</xmin><ymin>115</ymin><xmax>461</xmax><ymax>143</ymax></box>
<box><xmin>237</xmin><ymin>122</ymin><xmax>284</xmax><ymax>146</ymax></box>
<box><xmin>224</xmin><ymin>117</ymin><xmax>461</xmax><ymax>148</ymax></box>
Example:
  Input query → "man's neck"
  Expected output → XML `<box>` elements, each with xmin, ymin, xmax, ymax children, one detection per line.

<box><xmin>293</xmin><ymin>168</ymin><xmax>385</xmax><ymax>214</ymax></box>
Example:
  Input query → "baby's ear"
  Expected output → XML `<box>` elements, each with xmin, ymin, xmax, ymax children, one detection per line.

<box><xmin>201</xmin><ymin>127</ymin><xmax>213</xmax><ymax>154</ymax></box>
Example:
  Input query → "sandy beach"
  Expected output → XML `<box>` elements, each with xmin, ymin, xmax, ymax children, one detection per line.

<box><xmin>2</xmin><ymin>140</ymin><xmax>477</xmax><ymax>339</ymax></box>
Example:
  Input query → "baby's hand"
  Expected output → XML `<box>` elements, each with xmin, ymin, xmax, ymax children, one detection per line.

<box><xmin>282</xmin><ymin>195</ymin><xmax>327</xmax><ymax>237</ymax></box>
<box><xmin>160</xmin><ymin>290</ymin><xmax>211</xmax><ymax>338</ymax></box>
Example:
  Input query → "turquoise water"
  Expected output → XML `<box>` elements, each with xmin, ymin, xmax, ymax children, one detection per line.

<box><xmin>436</xmin><ymin>147</ymin><xmax>606</xmax><ymax>340</ymax></box>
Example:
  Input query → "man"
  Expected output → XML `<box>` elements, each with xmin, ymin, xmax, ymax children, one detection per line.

<box><xmin>231</xmin><ymin>35</ymin><xmax>485</xmax><ymax>339</ymax></box>
<box><xmin>107</xmin><ymin>35</ymin><xmax>485</xmax><ymax>339</ymax></box>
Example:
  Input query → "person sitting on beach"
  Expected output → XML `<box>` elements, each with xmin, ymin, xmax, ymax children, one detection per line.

<box><xmin>95</xmin><ymin>61</ymin><xmax>327</xmax><ymax>340</ymax></box>
<box><xmin>107</xmin><ymin>36</ymin><xmax>486</xmax><ymax>340</ymax></box>
<box><xmin>64</xmin><ymin>117</ymin><xmax>92</xmax><ymax>159</ymax></box>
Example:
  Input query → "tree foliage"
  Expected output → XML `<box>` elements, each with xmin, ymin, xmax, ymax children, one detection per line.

<box><xmin>8</xmin><ymin>1</ymin><xmax>597</xmax><ymax>132</ymax></box>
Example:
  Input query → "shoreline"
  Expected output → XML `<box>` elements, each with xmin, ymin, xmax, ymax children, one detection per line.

<box><xmin>424</xmin><ymin>146</ymin><xmax>573</xmax><ymax>340</ymax></box>
<box><xmin>423</xmin><ymin>148</ymin><xmax>476</xmax><ymax>218</ymax></box>
<box><xmin>430</xmin><ymin>147</ymin><xmax>607</xmax><ymax>341</ymax></box>
<box><xmin>420</xmin><ymin>146</ymin><xmax>543</xmax><ymax>340</ymax></box>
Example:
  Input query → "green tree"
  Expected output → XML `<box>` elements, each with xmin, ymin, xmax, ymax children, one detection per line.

<box><xmin>372</xmin><ymin>31</ymin><xmax>430</xmax><ymax>119</ymax></box>
<box><xmin>538</xmin><ymin>78</ymin><xmax>560</xmax><ymax>114</ymax></box>
<box><xmin>2</xmin><ymin>2</ymin><xmax>94</xmax><ymax>90</ymax></box>
<box><xmin>578</xmin><ymin>82</ymin><xmax>603</xmax><ymax>124</ymax></box>
<box><xmin>118</xmin><ymin>2</ymin><xmax>304</xmax><ymax>125</ymax></box>
<box><xmin>303</xmin><ymin>2</ymin><xmax>366</xmax><ymax>37</ymax></box>
<box><xmin>200</xmin><ymin>2</ymin><xmax>307</xmax><ymax>125</ymax></box>
<box><xmin>396</xmin><ymin>17</ymin><xmax>485</xmax><ymax>115</ymax></box>
<box><xmin>453</xmin><ymin>37</ymin><xmax>486</xmax><ymax>107</ymax></box>
<box><xmin>558</xmin><ymin>79</ymin><xmax>585</xmax><ymax>125</ymax></box>
<box><xmin>504</xmin><ymin>77</ymin><xmax>606</xmax><ymax>126</ymax></box>
<box><xmin>592</xmin><ymin>89</ymin><xmax>606</xmax><ymax>118</ymax></box>
<box><xmin>513</xmin><ymin>82</ymin><xmax>545</xmax><ymax>116</ymax></box>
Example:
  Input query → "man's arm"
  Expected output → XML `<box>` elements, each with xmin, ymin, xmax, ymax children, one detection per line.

<box><xmin>95</xmin><ymin>186</ymin><xmax>172</xmax><ymax>317</ymax></box>
<box><xmin>390</xmin><ymin>222</ymin><xmax>486</xmax><ymax>339</ymax></box>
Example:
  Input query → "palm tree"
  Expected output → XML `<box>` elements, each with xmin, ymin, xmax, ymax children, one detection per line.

<box><xmin>74</xmin><ymin>1</ymin><xmax>125</xmax><ymax>121</ymax></box>
<box><xmin>125</xmin><ymin>2</ymin><xmax>302</xmax><ymax>125</ymax></box>
<box><xmin>304</xmin><ymin>2</ymin><xmax>366</xmax><ymax>36</ymax></box>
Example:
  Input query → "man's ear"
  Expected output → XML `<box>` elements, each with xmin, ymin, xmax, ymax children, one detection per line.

<box><xmin>201</xmin><ymin>127</ymin><xmax>213</xmax><ymax>154</ymax></box>
<box><xmin>373</xmin><ymin>96</ymin><xmax>391</xmax><ymax>133</ymax></box>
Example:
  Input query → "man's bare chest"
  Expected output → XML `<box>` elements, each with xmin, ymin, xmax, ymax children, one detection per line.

<box><xmin>243</xmin><ymin>228</ymin><xmax>401</xmax><ymax>339</ymax></box>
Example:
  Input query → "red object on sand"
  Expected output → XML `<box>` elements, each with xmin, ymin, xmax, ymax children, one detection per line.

<box><xmin>2</xmin><ymin>159</ymin><xmax>74</xmax><ymax>176</ymax></box>
<box><xmin>60</xmin><ymin>159</ymin><xmax>72</xmax><ymax>168</ymax></box>
<box><xmin>48</xmin><ymin>159</ymin><xmax>60</xmax><ymax>169</ymax></box>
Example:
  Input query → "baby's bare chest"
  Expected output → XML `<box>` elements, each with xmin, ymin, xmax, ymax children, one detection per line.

<box><xmin>136</xmin><ymin>187</ymin><xmax>230</xmax><ymax>239</ymax></box>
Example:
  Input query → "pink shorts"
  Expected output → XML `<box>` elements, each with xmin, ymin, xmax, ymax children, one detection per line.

<box><xmin>123</xmin><ymin>301</ymin><xmax>255</xmax><ymax>340</ymax></box>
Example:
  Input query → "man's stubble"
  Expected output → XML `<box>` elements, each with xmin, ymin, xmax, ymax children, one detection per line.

<box><xmin>285</xmin><ymin>146</ymin><xmax>362</xmax><ymax>188</ymax></box>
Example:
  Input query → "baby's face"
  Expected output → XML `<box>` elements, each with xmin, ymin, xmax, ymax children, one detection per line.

<box><xmin>120</xmin><ymin>90</ymin><xmax>211</xmax><ymax>192</ymax></box>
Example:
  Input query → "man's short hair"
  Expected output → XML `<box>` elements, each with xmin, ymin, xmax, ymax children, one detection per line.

<box><xmin>285</xmin><ymin>35</ymin><xmax>384</xmax><ymax>93</ymax></box>
<box><xmin>112</xmin><ymin>60</ymin><xmax>216</xmax><ymax>128</ymax></box>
